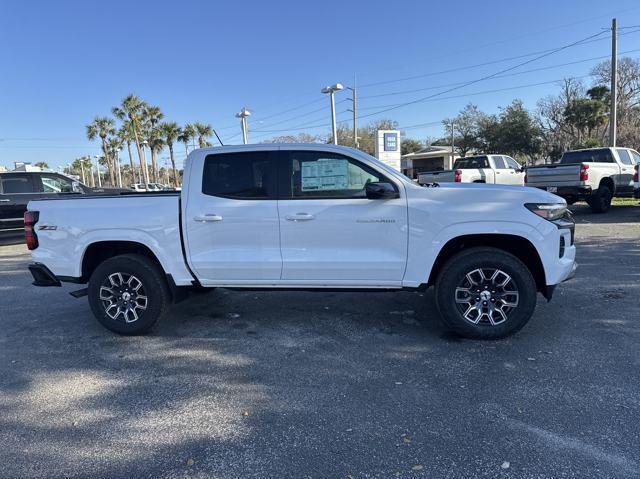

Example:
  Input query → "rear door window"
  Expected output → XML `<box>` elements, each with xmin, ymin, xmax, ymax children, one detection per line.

<box><xmin>0</xmin><ymin>175</ymin><xmax>36</xmax><ymax>194</ymax></box>
<box><xmin>617</xmin><ymin>149</ymin><xmax>634</xmax><ymax>166</ymax></box>
<box><xmin>492</xmin><ymin>156</ymin><xmax>507</xmax><ymax>169</ymax></box>
<box><xmin>202</xmin><ymin>151</ymin><xmax>278</xmax><ymax>199</ymax></box>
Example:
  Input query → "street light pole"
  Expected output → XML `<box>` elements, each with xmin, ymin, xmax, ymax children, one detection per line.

<box><xmin>141</xmin><ymin>140</ymin><xmax>150</xmax><ymax>189</ymax></box>
<box><xmin>116</xmin><ymin>147</ymin><xmax>123</xmax><ymax>188</ymax></box>
<box><xmin>236</xmin><ymin>107</ymin><xmax>251</xmax><ymax>144</ymax></box>
<box><xmin>321</xmin><ymin>83</ymin><xmax>344</xmax><ymax>145</ymax></box>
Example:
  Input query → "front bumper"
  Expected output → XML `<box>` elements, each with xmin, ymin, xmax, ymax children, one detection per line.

<box><xmin>28</xmin><ymin>263</ymin><xmax>61</xmax><ymax>287</ymax></box>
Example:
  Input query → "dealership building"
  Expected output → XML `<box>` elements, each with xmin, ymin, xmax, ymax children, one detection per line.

<box><xmin>401</xmin><ymin>145</ymin><xmax>459</xmax><ymax>179</ymax></box>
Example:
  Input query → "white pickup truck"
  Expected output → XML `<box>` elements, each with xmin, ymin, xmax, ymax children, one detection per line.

<box><xmin>525</xmin><ymin>147</ymin><xmax>640</xmax><ymax>213</ymax></box>
<box><xmin>418</xmin><ymin>155</ymin><xmax>525</xmax><ymax>186</ymax></box>
<box><xmin>25</xmin><ymin>144</ymin><xmax>576</xmax><ymax>339</ymax></box>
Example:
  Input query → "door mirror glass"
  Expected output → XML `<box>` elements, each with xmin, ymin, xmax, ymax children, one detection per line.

<box><xmin>365</xmin><ymin>182</ymin><xmax>398</xmax><ymax>199</ymax></box>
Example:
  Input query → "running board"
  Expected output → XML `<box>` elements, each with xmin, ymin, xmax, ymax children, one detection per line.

<box><xmin>69</xmin><ymin>288</ymin><xmax>88</xmax><ymax>298</ymax></box>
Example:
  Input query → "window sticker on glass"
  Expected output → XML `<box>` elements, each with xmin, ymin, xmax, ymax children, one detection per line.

<box><xmin>301</xmin><ymin>159</ymin><xmax>349</xmax><ymax>191</ymax></box>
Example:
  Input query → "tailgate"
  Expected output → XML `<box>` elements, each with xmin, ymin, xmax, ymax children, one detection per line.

<box><xmin>526</xmin><ymin>164</ymin><xmax>581</xmax><ymax>187</ymax></box>
<box><xmin>418</xmin><ymin>170</ymin><xmax>455</xmax><ymax>184</ymax></box>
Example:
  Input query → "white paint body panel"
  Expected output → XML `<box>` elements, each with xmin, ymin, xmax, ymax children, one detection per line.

<box><xmin>30</xmin><ymin>144</ymin><xmax>575</xmax><ymax>291</ymax></box>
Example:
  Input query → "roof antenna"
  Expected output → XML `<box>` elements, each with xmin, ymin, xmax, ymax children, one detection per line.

<box><xmin>212</xmin><ymin>128</ymin><xmax>224</xmax><ymax>146</ymax></box>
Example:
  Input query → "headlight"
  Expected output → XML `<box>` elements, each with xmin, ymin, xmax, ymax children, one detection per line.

<box><xmin>524</xmin><ymin>203</ymin><xmax>567</xmax><ymax>221</ymax></box>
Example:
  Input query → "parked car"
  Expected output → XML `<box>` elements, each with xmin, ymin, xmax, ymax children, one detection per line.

<box><xmin>25</xmin><ymin>144</ymin><xmax>576</xmax><ymax>339</ymax></box>
<box><xmin>418</xmin><ymin>155</ymin><xmax>525</xmax><ymax>186</ymax></box>
<box><xmin>525</xmin><ymin>147</ymin><xmax>639</xmax><ymax>212</ymax></box>
<box><xmin>130</xmin><ymin>183</ymin><xmax>163</xmax><ymax>192</ymax></box>
<box><xmin>634</xmin><ymin>162</ymin><xmax>639</xmax><ymax>199</ymax></box>
<box><xmin>0</xmin><ymin>171</ymin><xmax>127</xmax><ymax>235</ymax></box>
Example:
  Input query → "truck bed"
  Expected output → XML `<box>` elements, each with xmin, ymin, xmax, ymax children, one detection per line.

<box><xmin>27</xmin><ymin>193</ymin><xmax>193</xmax><ymax>285</ymax></box>
<box><xmin>418</xmin><ymin>170</ymin><xmax>455</xmax><ymax>184</ymax></box>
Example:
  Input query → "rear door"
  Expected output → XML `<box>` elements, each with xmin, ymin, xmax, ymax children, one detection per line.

<box><xmin>277</xmin><ymin>149</ymin><xmax>408</xmax><ymax>284</ymax></box>
<box><xmin>0</xmin><ymin>174</ymin><xmax>40</xmax><ymax>232</ymax></box>
<box><xmin>615</xmin><ymin>149</ymin><xmax>635</xmax><ymax>194</ymax></box>
<box><xmin>503</xmin><ymin>156</ymin><xmax>525</xmax><ymax>185</ymax></box>
<box><xmin>491</xmin><ymin>156</ymin><xmax>511</xmax><ymax>184</ymax></box>
<box><xmin>183</xmin><ymin>149</ymin><xmax>282</xmax><ymax>283</ymax></box>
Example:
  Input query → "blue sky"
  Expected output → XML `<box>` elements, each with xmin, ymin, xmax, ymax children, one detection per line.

<box><xmin>1</xmin><ymin>0</ymin><xmax>639</xmax><ymax>169</ymax></box>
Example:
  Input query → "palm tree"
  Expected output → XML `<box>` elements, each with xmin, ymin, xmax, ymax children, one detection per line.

<box><xmin>193</xmin><ymin>122</ymin><xmax>213</xmax><ymax>148</ymax></box>
<box><xmin>147</xmin><ymin>127</ymin><xmax>165</xmax><ymax>183</ymax></box>
<box><xmin>178</xmin><ymin>123</ymin><xmax>196</xmax><ymax>157</ymax></box>
<box><xmin>118</xmin><ymin>121</ymin><xmax>138</xmax><ymax>184</ymax></box>
<box><xmin>113</xmin><ymin>95</ymin><xmax>149</xmax><ymax>187</ymax></box>
<box><xmin>160</xmin><ymin>121</ymin><xmax>182</xmax><ymax>187</ymax></box>
<box><xmin>71</xmin><ymin>156</ymin><xmax>92</xmax><ymax>185</ymax></box>
<box><xmin>106</xmin><ymin>137</ymin><xmax>124</xmax><ymax>187</ymax></box>
<box><xmin>140</xmin><ymin>105</ymin><xmax>164</xmax><ymax>181</ymax></box>
<box><xmin>34</xmin><ymin>161</ymin><xmax>49</xmax><ymax>169</ymax></box>
<box><xmin>86</xmin><ymin>117</ymin><xmax>116</xmax><ymax>185</ymax></box>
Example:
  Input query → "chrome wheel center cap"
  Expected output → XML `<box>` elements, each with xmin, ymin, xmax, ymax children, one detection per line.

<box><xmin>480</xmin><ymin>290</ymin><xmax>491</xmax><ymax>301</ymax></box>
<box><xmin>122</xmin><ymin>292</ymin><xmax>131</xmax><ymax>301</ymax></box>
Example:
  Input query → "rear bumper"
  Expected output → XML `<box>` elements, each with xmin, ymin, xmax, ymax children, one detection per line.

<box><xmin>532</xmin><ymin>185</ymin><xmax>592</xmax><ymax>199</ymax></box>
<box><xmin>28</xmin><ymin>263</ymin><xmax>61</xmax><ymax>287</ymax></box>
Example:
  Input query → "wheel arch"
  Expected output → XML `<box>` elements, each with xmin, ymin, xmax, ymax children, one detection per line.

<box><xmin>426</xmin><ymin>233</ymin><xmax>548</xmax><ymax>297</ymax></box>
<box><xmin>81</xmin><ymin>240</ymin><xmax>164</xmax><ymax>283</ymax></box>
<box><xmin>598</xmin><ymin>176</ymin><xmax>615</xmax><ymax>193</ymax></box>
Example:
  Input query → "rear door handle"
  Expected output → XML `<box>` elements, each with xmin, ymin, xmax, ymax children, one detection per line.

<box><xmin>194</xmin><ymin>214</ymin><xmax>223</xmax><ymax>222</ymax></box>
<box><xmin>285</xmin><ymin>213</ymin><xmax>315</xmax><ymax>222</ymax></box>
<box><xmin>0</xmin><ymin>199</ymin><xmax>10</xmax><ymax>203</ymax></box>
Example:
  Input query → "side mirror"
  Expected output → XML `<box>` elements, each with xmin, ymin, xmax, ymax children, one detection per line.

<box><xmin>365</xmin><ymin>182</ymin><xmax>398</xmax><ymax>199</ymax></box>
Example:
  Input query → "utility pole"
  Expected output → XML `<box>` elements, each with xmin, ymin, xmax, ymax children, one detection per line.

<box><xmin>609</xmin><ymin>18</ymin><xmax>617</xmax><ymax>147</ymax></box>
<box><xmin>236</xmin><ymin>107</ymin><xmax>251</xmax><ymax>144</ymax></box>
<box><xmin>346</xmin><ymin>78</ymin><xmax>358</xmax><ymax>148</ymax></box>
<box><xmin>450</xmin><ymin>122</ymin><xmax>456</xmax><ymax>169</ymax></box>
<box><xmin>321</xmin><ymin>83</ymin><xmax>344</xmax><ymax>145</ymax></box>
<box><xmin>116</xmin><ymin>147</ymin><xmax>122</xmax><ymax>188</ymax></box>
<box><xmin>80</xmin><ymin>159</ymin><xmax>85</xmax><ymax>185</ymax></box>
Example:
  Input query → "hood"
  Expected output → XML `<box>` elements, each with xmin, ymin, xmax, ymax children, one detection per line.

<box><xmin>411</xmin><ymin>181</ymin><xmax>565</xmax><ymax>205</ymax></box>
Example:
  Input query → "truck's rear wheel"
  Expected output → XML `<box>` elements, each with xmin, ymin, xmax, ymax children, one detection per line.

<box><xmin>587</xmin><ymin>185</ymin><xmax>612</xmax><ymax>213</ymax></box>
<box><xmin>435</xmin><ymin>247</ymin><xmax>537</xmax><ymax>339</ymax></box>
<box><xmin>88</xmin><ymin>254</ymin><xmax>170</xmax><ymax>335</ymax></box>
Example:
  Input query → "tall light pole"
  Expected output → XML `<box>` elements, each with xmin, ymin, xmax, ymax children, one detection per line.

<box><xmin>94</xmin><ymin>155</ymin><xmax>102</xmax><ymax>187</ymax></box>
<box><xmin>321</xmin><ymin>83</ymin><xmax>344</xmax><ymax>145</ymax></box>
<box><xmin>609</xmin><ymin>17</ymin><xmax>618</xmax><ymax>147</ymax></box>
<box><xmin>236</xmin><ymin>107</ymin><xmax>251</xmax><ymax>144</ymax></box>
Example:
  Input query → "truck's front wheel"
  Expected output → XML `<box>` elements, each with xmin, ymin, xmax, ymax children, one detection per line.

<box><xmin>435</xmin><ymin>247</ymin><xmax>537</xmax><ymax>339</ymax></box>
<box><xmin>88</xmin><ymin>254</ymin><xmax>170</xmax><ymax>335</ymax></box>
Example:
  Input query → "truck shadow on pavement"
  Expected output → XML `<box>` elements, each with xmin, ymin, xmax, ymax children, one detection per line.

<box><xmin>569</xmin><ymin>202</ymin><xmax>640</xmax><ymax>224</ymax></box>
<box><xmin>1</xmin><ymin>239</ymin><xmax>640</xmax><ymax>478</ymax></box>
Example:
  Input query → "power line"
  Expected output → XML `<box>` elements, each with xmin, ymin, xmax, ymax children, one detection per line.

<box><xmin>358</xmin><ymin>49</ymin><xmax>640</xmax><ymax>100</ymax></box>
<box><xmin>358</xmin><ymin>28</ymin><xmax>640</xmax><ymax>89</ymax></box>
<box><xmin>355</xmin><ymin>30</ymin><xmax>610</xmax><ymax>121</ymax></box>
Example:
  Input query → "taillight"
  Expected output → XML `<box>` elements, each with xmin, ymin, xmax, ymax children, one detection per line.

<box><xmin>454</xmin><ymin>169</ymin><xmax>462</xmax><ymax>182</ymax></box>
<box><xmin>24</xmin><ymin>211</ymin><xmax>39</xmax><ymax>250</ymax></box>
<box><xmin>633</xmin><ymin>165</ymin><xmax>639</xmax><ymax>182</ymax></box>
<box><xmin>579</xmin><ymin>164</ymin><xmax>589</xmax><ymax>182</ymax></box>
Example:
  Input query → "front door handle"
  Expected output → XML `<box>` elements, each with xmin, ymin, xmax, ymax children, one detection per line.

<box><xmin>194</xmin><ymin>214</ymin><xmax>223</xmax><ymax>222</ymax></box>
<box><xmin>0</xmin><ymin>199</ymin><xmax>10</xmax><ymax>203</ymax></box>
<box><xmin>285</xmin><ymin>213</ymin><xmax>315</xmax><ymax>222</ymax></box>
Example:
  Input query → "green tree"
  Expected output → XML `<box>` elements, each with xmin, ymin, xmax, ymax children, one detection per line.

<box><xmin>86</xmin><ymin>116</ymin><xmax>116</xmax><ymax>185</ymax></box>
<box><xmin>178</xmin><ymin>123</ymin><xmax>196</xmax><ymax>156</ymax></box>
<box><xmin>159</xmin><ymin>121</ymin><xmax>182</xmax><ymax>187</ymax></box>
<box><xmin>106</xmin><ymin>137</ymin><xmax>124</xmax><ymax>187</ymax></box>
<box><xmin>34</xmin><ymin>161</ymin><xmax>49</xmax><ymax>169</ymax></box>
<box><xmin>118</xmin><ymin>121</ymin><xmax>138</xmax><ymax>184</ymax></box>
<box><xmin>401</xmin><ymin>138</ymin><xmax>424</xmax><ymax>155</ymax></box>
<box><xmin>442</xmin><ymin>103</ymin><xmax>484</xmax><ymax>156</ymax></box>
<box><xmin>147</xmin><ymin>127</ymin><xmax>165</xmax><ymax>183</ymax></box>
<box><xmin>193</xmin><ymin>122</ymin><xmax>213</xmax><ymax>148</ymax></box>
<box><xmin>112</xmin><ymin>95</ymin><xmax>150</xmax><ymax>187</ymax></box>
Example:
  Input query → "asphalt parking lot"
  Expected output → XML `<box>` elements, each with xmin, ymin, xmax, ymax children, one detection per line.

<box><xmin>0</xmin><ymin>203</ymin><xmax>639</xmax><ymax>479</ymax></box>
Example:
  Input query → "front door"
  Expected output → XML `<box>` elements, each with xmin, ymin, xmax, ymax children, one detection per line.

<box><xmin>0</xmin><ymin>174</ymin><xmax>40</xmax><ymax>232</ymax></box>
<box><xmin>277</xmin><ymin>150</ymin><xmax>408</xmax><ymax>284</ymax></box>
<box><xmin>503</xmin><ymin>156</ymin><xmax>526</xmax><ymax>185</ymax></box>
<box><xmin>183</xmin><ymin>149</ymin><xmax>282</xmax><ymax>284</ymax></box>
